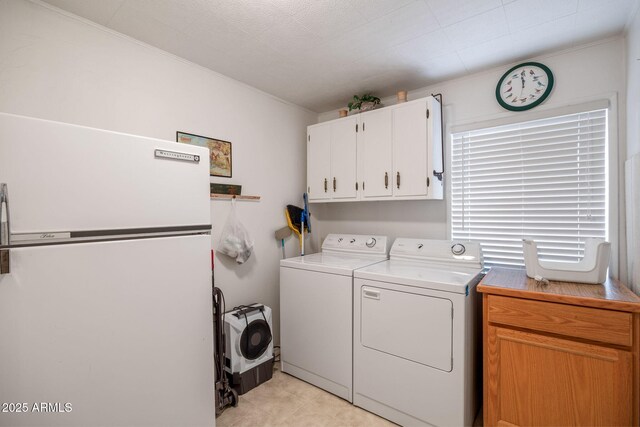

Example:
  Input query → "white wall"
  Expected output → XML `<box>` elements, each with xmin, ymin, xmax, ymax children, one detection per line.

<box><xmin>0</xmin><ymin>0</ymin><xmax>317</xmax><ymax>341</ymax></box>
<box><xmin>626</xmin><ymin>9</ymin><xmax>640</xmax><ymax>293</ymax></box>
<box><xmin>628</xmin><ymin>10</ymin><xmax>640</xmax><ymax>161</ymax></box>
<box><xmin>315</xmin><ymin>37</ymin><xmax>628</xmax><ymax>280</ymax></box>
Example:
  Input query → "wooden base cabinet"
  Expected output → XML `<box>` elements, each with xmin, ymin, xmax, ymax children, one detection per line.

<box><xmin>478</xmin><ymin>268</ymin><xmax>640</xmax><ymax>427</ymax></box>
<box><xmin>488</xmin><ymin>325</ymin><xmax>633</xmax><ymax>426</ymax></box>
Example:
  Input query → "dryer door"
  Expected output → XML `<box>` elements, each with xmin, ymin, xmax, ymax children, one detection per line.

<box><xmin>360</xmin><ymin>285</ymin><xmax>453</xmax><ymax>371</ymax></box>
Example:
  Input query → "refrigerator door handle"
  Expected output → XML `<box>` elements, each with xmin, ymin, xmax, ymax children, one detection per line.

<box><xmin>1</xmin><ymin>183</ymin><xmax>9</xmax><ymax>244</ymax></box>
<box><xmin>1</xmin><ymin>183</ymin><xmax>10</xmax><ymax>274</ymax></box>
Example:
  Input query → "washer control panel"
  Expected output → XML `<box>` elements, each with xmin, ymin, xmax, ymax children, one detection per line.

<box><xmin>322</xmin><ymin>234</ymin><xmax>388</xmax><ymax>256</ymax></box>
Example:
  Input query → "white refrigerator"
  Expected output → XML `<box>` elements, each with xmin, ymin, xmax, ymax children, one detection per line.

<box><xmin>0</xmin><ymin>112</ymin><xmax>215</xmax><ymax>426</ymax></box>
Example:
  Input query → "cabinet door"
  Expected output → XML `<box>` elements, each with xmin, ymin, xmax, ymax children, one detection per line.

<box><xmin>307</xmin><ymin>123</ymin><xmax>331</xmax><ymax>200</ymax></box>
<box><xmin>393</xmin><ymin>99</ymin><xmax>428</xmax><ymax>197</ymax></box>
<box><xmin>359</xmin><ymin>109</ymin><xmax>392</xmax><ymax>198</ymax></box>
<box><xmin>486</xmin><ymin>326</ymin><xmax>633</xmax><ymax>426</ymax></box>
<box><xmin>331</xmin><ymin>117</ymin><xmax>358</xmax><ymax>199</ymax></box>
<box><xmin>0</xmin><ymin>236</ymin><xmax>215</xmax><ymax>427</ymax></box>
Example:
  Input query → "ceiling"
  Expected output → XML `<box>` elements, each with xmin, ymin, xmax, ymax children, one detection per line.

<box><xmin>41</xmin><ymin>0</ymin><xmax>638</xmax><ymax>112</ymax></box>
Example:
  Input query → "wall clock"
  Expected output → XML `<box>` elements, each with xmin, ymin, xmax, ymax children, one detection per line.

<box><xmin>496</xmin><ymin>62</ymin><xmax>554</xmax><ymax>111</ymax></box>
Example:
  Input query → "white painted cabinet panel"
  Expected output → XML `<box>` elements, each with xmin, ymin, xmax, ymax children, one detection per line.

<box><xmin>331</xmin><ymin>117</ymin><xmax>358</xmax><ymax>199</ymax></box>
<box><xmin>359</xmin><ymin>108</ymin><xmax>393</xmax><ymax>199</ymax></box>
<box><xmin>307</xmin><ymin>123</ymin><xmax>331</xmax><ymax>200</ymax></box>
<box><xmin>306</xmin><ymin>96</ymin><xmax>443</xmax><ymax>203</ymax></box>
<box><xmin>393</xmin><ymin>99</ymin><xmax>428</xmax><ymax>197</ymax></box>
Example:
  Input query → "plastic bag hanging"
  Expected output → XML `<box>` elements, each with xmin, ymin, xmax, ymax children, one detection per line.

<box><xmin>218</xmin><ymin>198</ymin><xmax>254</xmax><ymax>264</ymax></box>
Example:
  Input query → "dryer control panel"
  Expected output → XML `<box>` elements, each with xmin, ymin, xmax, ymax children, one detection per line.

<box><xmin>390</xmin><ymin>238</ymin><xmax>483</xmax><ymax>267</ymax></box>
<box><xmin>322</xmin><ymin>234</ymin><xmax>389</xmax><ymax>256</ymax></box>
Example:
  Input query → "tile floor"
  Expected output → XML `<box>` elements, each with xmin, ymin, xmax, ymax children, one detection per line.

<box><xmin>216</xmin><ymin>365</ymin><xmax>396</xmax><ymax>427</ymax></box>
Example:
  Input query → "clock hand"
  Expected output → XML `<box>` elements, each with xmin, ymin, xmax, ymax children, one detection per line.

<box><xmin>518</xmin><ymin>79</ymin><xmax>524</xmax><ymax>97</ymax></box>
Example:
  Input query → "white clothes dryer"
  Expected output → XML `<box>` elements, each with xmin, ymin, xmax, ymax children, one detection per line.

<box><xmin>353</xmin><ymin>238</ymin><xmax>484</xmax><ymax>426</ymax></box>
<box><xmin>280</xmin><ymin>234</ymin><xmax>389</xmax><ymax>402</ymax></box>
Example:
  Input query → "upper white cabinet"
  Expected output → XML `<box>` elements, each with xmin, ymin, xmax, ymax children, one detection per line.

<box><xmin>307</xmin><ymin>96</ymin><xmax>443</xmax><ymax>203</ymax></box>
<box><xmin>307</xmin><ymin>122</ymin><xmax>331</xmax><ymax>200</ymax></box>
<box><xmin>307</xmin><ymin>117</ymin><xmax>358</xmax><ymax>201</ymax></box>
<box><xmin>331</xmin><ymin>117</ymin><xmax>358</xmax><ymax>199</ymax></box>
<box><xmin>393</xmin><ymin>101</ymin><xmax>427</xmax><ymax>197</ymax></box>
<box><xmin>359</xmin><ymin>108</ymin><xmax>393</xmax><ymax>199</ymax></box>
<box><xmin>392</xmin><ymin>97</ymin><xmax>445</xmax><ymax>198</ymax></box>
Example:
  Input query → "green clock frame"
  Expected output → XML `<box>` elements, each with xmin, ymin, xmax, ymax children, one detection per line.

<box><xmin>496</xmin><ymin>62</ymin><xmax>554</xmax><ymax>112</ymax></box>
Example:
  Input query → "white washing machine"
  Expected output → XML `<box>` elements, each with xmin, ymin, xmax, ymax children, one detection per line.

<box><xmin>353</xmin><ymin>238</ymin><xmax>484</xmax><ymax>427</ymax></box>
<box><xmin>280</xmin><ymin>234</ymin><xmax>389</xmax><ymax>402</ymax></box>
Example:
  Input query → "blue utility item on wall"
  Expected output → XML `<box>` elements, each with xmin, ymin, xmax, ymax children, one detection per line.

<box><xmin>285</xmin><ymin>193</ymin><xmax>311</xmax><ymax>256</ymax></box>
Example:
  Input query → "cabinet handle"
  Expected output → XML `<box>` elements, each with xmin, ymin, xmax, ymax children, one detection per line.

<box><xmin>363</xmin><ymin>182</ymin><xmax>365</xmax><ymax>191</ymax></box>
<box><xmin>324</xmin><ymin>178</ymin><xmax>328</xmax><ymax>193</ymax></box>
<box><xmin>308</xmin><ymin>186</ymin><xmax>310</xmax><ymax>193</ymax></box>
<box><xmin>397</xmin><ymin>172</ymin><xmax>400</xmax><ymax>189</ymax></box>
<box><xmin>333</xmin><ymin>177</ymin><xmax>337</xmax><ymax>192</ymax></box>
<box><xmin>384</xmin><ymin>172</ymin><xmax>388</xmax><ymax>189</ymax></box>
<box><xmin>355</xmin><ymin>182</ymin><xmax>358</xmax><ymax>191</ymax></box>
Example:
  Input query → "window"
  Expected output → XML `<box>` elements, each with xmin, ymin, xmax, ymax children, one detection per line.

<box><xmin>450</xmin><ymin>109</ymin><xmax>607</xmax><ymax>267</ymax></box>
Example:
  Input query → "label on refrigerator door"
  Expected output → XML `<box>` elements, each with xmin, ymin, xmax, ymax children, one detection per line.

<box><xmin>154</xmin><ymin>149</ymin><xmax>200</xmax><ymax>163</ymax></box>
<box><xmin>11</xmin><ymin>232</ymin><xmax>71</xmax><ymax>243</ymax></box>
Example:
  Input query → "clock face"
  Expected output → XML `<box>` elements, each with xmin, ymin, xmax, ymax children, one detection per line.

<box><xmin>496</xmin><ymin>62</ymin><xmax>554</xmax><ymax>111</ymax></box>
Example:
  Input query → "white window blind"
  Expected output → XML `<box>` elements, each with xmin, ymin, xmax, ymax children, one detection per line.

<box><xmin>451</xmin><ymin>109</ymin><xmax>607</xmax><ymax>267</ymax></box>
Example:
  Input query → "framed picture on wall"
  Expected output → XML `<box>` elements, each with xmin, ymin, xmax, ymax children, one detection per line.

<box><xmin>176</xmin><ymin>131</ymin><xmax>232</xmax><ymax>178</ymax></box>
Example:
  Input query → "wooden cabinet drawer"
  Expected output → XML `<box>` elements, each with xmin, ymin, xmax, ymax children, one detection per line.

<box><xmin>487</xmin><ymin>295</ymin><xmax>632</xmax><ymax>347</ymax></box>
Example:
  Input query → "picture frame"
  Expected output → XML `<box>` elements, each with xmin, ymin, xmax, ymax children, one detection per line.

<box><xmin>176</xmin><ymin>131</ymin><xmax>232</xmax><ymax>178</ymax></box>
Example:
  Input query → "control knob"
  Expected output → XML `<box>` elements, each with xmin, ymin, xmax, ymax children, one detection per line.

<box><xmin>366</xmin><ymin>238</ymin><xmax>376</xmax><ymax>248</ymax></box>
<box><xmin>451</xmin><ymin>243</ymin><xmax>466</xmax><ymax>256</ymax></box>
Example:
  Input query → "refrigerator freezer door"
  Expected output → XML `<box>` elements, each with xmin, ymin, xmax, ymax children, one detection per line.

<box><xmin>0</xmin><ymin>235</ymin><xmax>214</xmax><ymax>426</ymax></box>
<box><xmin>0</xmin><ymin>113</ymin><xmax>210</xmax><ymax>236</ymax></box>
